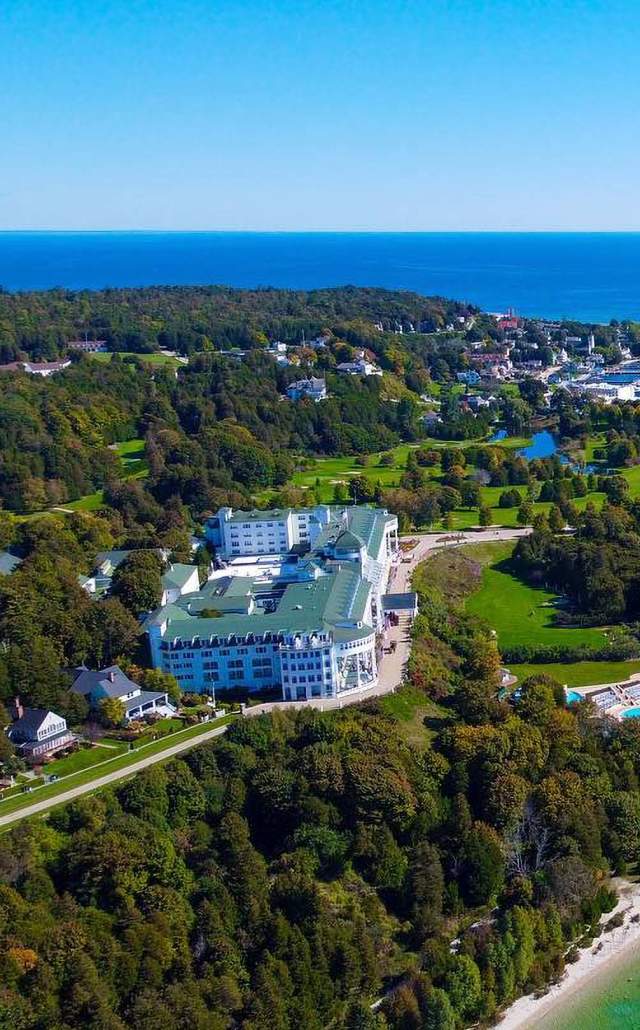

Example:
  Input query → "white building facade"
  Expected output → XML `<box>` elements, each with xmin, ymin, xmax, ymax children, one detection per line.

<box><xmin>149</xmin><ymin>505</ymin><xmax>399</xmax><ymax>702</ymax></box>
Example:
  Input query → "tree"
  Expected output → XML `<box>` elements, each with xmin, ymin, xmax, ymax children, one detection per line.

<box><xmin>419</xmin><ymin>987</ymin><xmax>456</xmax><ymax>1030</ymax></box>
<box><xmin>443</xmin><ymin>955</ymin><xmax>482</xmax><ymax>1020</ymax></box>
<box><xmin>99</xmin><ymin>696</ymin><xmax>126</xmax><ymax>728</ymax></box>
<box><xmin>479</xmin><ymin>504</ymin><xmax>493</xmax><ymax>527</ymax></box>
<box><xmin>517</xmin><ymin>500</ymin><xmax>533</xmax><ymax>526</ymax></box>
<box><xmin>460</xmin><ymin>480</ymin><xmax>481</xmax><ymax>508</ymax></box>
<box><xmin>548</xmin><ymin>505</ymin><xmax>564</xmax><ymax>533</ymax></box>
<box><xmin>111</xmin><ymin>551</ymin><xmax>163</xmax><ymax>614</ymax></box>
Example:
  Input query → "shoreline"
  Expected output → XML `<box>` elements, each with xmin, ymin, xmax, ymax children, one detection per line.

<box><xmin>498</xmin><ymin>879</ymin><xmax>640</xmax><ymax>1029</ymax></box>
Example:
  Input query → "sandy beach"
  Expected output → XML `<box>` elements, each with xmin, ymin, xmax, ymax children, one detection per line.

<box><xmin>498</xmin><ymin>880</ymin><xmax>640</xmax><ymax>1029</ymax></box>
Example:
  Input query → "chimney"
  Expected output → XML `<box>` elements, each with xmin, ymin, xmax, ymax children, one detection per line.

<box><xmin>108</xmin><ymin>670</ymin><xmax>116</xmax><ymax>683</ymax></box>
<box><xmin>13</xmin><ymin>696</ymin><xmax>23</xmax><ymax>721</ymax></box>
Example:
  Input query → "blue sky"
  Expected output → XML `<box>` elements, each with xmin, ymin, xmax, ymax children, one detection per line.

<box><xmin>1</xmin><ymin>0</ymin><xmax>639</xmax><ymax>230</ymax></box>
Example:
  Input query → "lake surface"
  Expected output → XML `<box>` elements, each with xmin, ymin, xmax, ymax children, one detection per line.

<box><xmin>534</xmin><ymin>941</ymin><xmax>640</xmax><ymax>1029</ymax></box>
<box><xmin>2</xmin><ymin>232</ymin><xmax>640</xmax><ymax>321</ymax></box>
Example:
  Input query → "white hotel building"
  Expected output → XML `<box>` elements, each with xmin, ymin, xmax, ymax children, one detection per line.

<box><xmin>146</xmin><ymin>505</ymin><xmax>406</xmax><ymax>702</ymax></box>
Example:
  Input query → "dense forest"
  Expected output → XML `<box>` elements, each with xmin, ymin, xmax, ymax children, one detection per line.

<box><xmin>0</xmin><ymin>285</ymin><xmax>475</xmax><ymax>362</ymax></box>
<box><xmin>0</xmin><ymin>547</ymin><xmax>635</xmax><ymax>1029</ymax></box>
<box><xmin>0</xmin><ymin>285</ymin><xmax>483</xmax><ymax>512</ymax></box>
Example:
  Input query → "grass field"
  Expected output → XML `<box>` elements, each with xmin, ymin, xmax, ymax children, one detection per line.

<box><xmin>41</xmin><ymin>741</ymin><xmax>129</xmax><ymax>777</ymax></box>
<box><xmin>278</xmin><ymin>436</ymin><xmax>537</xmax><ymax>505</ymax></box>
<box><xmin>290</xmin><ymin>444</ymin><xmax>425</xmax><ymax>500</ymax></box>
<box><xmin>509</xmin><ymin>660</ymin><xmax>640</xmax><ymax>688</ymax></box>
<box><xmin>464</xmin><ymin>540</ymin><xmax>608</xmax><ymax>652</ymax></box>
<box><xmin>88</xmin><ymin>351</ymin><xmax>183</xmax><ymax>368</ymax></box>
<box><xmin>377</xmin><ymin>686</ymin><xmax>446</xmax><ymax>747</ymax></box>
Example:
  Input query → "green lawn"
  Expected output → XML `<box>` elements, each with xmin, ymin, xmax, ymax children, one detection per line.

<box><xmin>88</xmin><ymin>351</ymin><xmax>183</xmax><ymax>368</ymax></box>
<box><xmin>377</xmin><ymin>686</ymin><xmax>446</xmax><ymax>747</ymax></box>
<box><xmin>464</xmin><ymin>541</ymin><xmax>607</xmax><ymax>652</ymax></box>
<box><xmin>112</xmin><ymin>438</ymin><xmax>148</xmax><ymax>479</ymax></box>
<box><xmin>288</xmin><ymin>444</ymin><xmax>426</xmax><ymax>502</ymax></box>
<box><xmin>510</xmin><ymin>660</ymin><xmax>640</xmax><ymax>689</ymax></box>
<box><xmin>0</xmin><ymin>715</ymin><xmax>235</xmax><ymax>819</ymax></box>
<box><xmin>41</xmin><ymin>741</ymin><xmax>129</xmax><ymax>777</ymax></box>
<box><xmin>278</xmin><ymin>435</ymin><xmax>537</xmax><ymax>506</ymax></box>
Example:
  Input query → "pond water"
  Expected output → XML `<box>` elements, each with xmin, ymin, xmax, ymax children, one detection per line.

<box><xmin>517</xmin><ymin>430</ymin><xmax>558</xmax><ymax>460</ymax></box>
<box><xmin>488</xmin><ymin>429</ymin><xmax>559</xmax><ymax>459</ymax></box>
<box><xmin>488</xmin><ymin>429</ymin><xmax>597</xmax><ymax>472</ymax></box>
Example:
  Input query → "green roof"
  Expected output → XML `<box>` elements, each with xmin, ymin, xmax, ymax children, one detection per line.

<box><xmin>153</xmin><ymin>568</ymin><xmax>372</xmax><ymax>645</ymax></box>
<box><xmin>162</xmin><ymin>563</ymin><xmax>198</xmax><ymax>590</ymax></box>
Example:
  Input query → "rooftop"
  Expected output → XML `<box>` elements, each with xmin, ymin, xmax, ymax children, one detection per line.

<box><xmin>162</xmin><ymin>563</ymin><xmax>198</xmax><ymax>591</ymax></box>
<box><xmin>149</xmin><ymin>567</ymin><xmax>372</xmax><ymax>646</ymax></box>
<box><xmin>0</xmin><ymin>551</ymin><xmax>22</xmax><ymax>575</ymax></box>
<box><xmin>71</xmin><ymin>665</ymin><xmax>141</xmax><ymax>700</ymax></box>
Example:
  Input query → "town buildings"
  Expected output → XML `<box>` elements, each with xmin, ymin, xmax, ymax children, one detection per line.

<box><xmin>147</xmin><ymin>505</ymin><xmax>406</xmax><ymax>702</ymax></box>
<box><xmin>0</xmin><ymin>359</ymin><xmax>71</xmax><ymax>376</ymax></box>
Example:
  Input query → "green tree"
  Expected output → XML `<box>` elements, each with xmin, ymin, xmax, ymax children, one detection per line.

<box><xmin>98</xmin><ymin>696</ymin><xmax>126</xmax><ymax>728</ymax></box>
<box><xmin>479</xmin><ymin>504</ymin><xmax>493</xmax><ymax>527</ymax></box>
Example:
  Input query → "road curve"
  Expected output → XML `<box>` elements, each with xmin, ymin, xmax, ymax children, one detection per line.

<box><xmin>0</xmin><ymin>723</ymin><xmax>230</xmax><ymax>829</ymax></box>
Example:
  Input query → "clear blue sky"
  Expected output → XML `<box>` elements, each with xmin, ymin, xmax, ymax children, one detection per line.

<box><xmin>2</xmin><ymin>0</ymin><xmax>639</xmax><ymax>230</ymax></box>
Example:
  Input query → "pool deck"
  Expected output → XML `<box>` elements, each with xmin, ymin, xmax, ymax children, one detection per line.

<box><xmin>566</xmin><ymin>674</ymin><xmax>640</xmax><ymax>719</ymax></box>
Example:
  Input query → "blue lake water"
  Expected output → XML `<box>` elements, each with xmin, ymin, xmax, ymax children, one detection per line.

<box><xmin>517</xmin><ymin>430</ymin><xmax>558</xmax><ymax>460</ymax></box>
<box><xmin>2</xmin><ymin>232</ymin><xmax>640</xmax><ymax>321</ymax></box>
<box><xmin>488</xmin><ymin>429</ymin><xmax>559</xmax><ymax>460</ymax></box>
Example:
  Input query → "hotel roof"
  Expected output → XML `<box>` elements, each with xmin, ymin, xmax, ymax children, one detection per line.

<box><xmin>148</xmin><ymin>567</ymin><xmax>372</xmax><ymax>646</ymax></box>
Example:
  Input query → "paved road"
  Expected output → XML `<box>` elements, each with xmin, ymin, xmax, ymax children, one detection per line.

<box><xmin>0</xmin><ymin>723</ymin><xmax>230</xmax><ymax>829</ymax></box>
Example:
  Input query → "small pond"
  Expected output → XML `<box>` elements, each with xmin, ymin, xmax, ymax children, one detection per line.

<box><xmin>488</xmin><ymin>429</ymin><xmax>597</xmax><ymax>472</ymax></box>
<box><xmin>517</xmin><ymin>430</ymin><xmax>558</xmax><ymax>460</ymax></box>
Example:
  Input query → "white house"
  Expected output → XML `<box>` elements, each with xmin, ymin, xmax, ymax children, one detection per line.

<box><xmin>161</xmin><ymin>563</ymin><xmax>201</xmax><ymax>605</ymax></box>
<box><xmin>286</xmin><ymin>377</ymin><xmax>327</xmax><ymax>402</ymax></box>
<box><xmin>7</xmin><ymin>699</ymin><xmax>76</xmax><ymax>761</ymax></box>
<box><xmin>0</xmin><ymin>359</ymin><xmax>71</xmax><ymax>377</ymax></box>
<box><xmin>336</xmin><ymin>355</ymin><xmax>382</xmax><ymax>376</ymax></box>
<box><xmin>71</xmin><ymin>665</ymin><xmax>176</xmax><ymax>723</ymax></box>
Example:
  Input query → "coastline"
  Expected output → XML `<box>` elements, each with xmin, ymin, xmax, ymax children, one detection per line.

<box><xmin>498</xmin><ymin>879</ymin><xmax>640</xmax><ymax>1029</ymax></box>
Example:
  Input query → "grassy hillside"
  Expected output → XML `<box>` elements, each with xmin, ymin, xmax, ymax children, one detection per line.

<box><xmin>463</xmin><ymin>540</ymin><xmax>607</xmax><ymax>652</ymax></box>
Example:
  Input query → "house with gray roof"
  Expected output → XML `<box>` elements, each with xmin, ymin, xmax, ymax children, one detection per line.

<box><xmin>7</xmin><ymin>699</ymin><xmax>76</xmax><ymax>762</ymax></box>
<box><xmin>71</xmin><ymin>666</ymin><xmax>176</xmax><ymax>723</ymax></box>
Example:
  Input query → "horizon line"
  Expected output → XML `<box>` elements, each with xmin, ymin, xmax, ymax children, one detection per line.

<box><xmin>2</xmin><ymin>228</ymin><xmax>640</xmax><ymax>235</ymax></box>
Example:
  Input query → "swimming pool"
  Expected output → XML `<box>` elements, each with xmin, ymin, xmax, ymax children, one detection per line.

<box><xmin>566</xmin><ymin>690</ymin><xmax>583</xmax><ymax>704</ymax></box>
<box><xmin>621</xmin><ymin>707</ymin><xmax>640</xmax><ymax>719</ymax></box>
